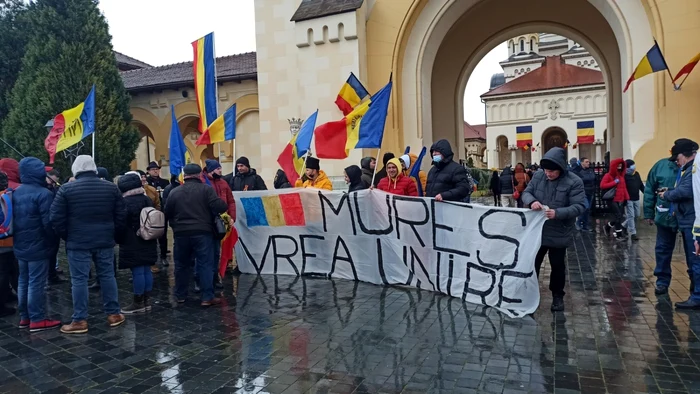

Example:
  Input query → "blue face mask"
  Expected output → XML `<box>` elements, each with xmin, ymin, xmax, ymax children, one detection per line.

<box><xmin>432</xmin><ymin>155</ymin><xmax>442</xmax><ymax>163</ymax></box>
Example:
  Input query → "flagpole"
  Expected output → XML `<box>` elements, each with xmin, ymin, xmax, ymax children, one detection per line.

<box><xmin>370</xmin><ymin>148</ymin><xmax>381</xmax><ymax>187</ymax></box>
<box><xmin>677</xmin><ymin>73</ymin><xmax>691</xmax><ymax>90</ymax></box>
<box><xmin>655</xmin><ymin>38</ymin><xmax>678</xmax><ymax>90</ymax></box>
<box><xmin>91</xmin><ymin>134</ymin><xmax>95</xmax><ymax>159</ymax></box>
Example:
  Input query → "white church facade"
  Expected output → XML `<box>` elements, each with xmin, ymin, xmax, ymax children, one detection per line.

<box><xmin>483</xmin><ymin>33</ymin><xmax>609</xmax><ymax>169</ymax></box>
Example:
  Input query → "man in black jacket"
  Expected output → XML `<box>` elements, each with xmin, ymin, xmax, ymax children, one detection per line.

<box><xmin>572</xmin><ymin>157</ymin><xmax>596</xmax><ymax>232</ymax></box>
<box><xmin>165</xmin><ymin>164</ymin><xmax>228</xmax><ymax>307</ymax></box>
<box><xmin>624</xmin><ymin>159</ymin><xmax>645</xmax><ymax>241</ymax></box>
<box><xmin>425</xmin><ymin>139</ymin><xmax>470</xmax><ymax>202</ymax></box>
<box><xmin>50</xmin><ymin>155</ymin><xmax>127</xmax><ymax>334</ymax></box>
<box><xmin>231</xmin><ymin>157</ymin><xmax>267</xmax><ymax>191</ymax></box>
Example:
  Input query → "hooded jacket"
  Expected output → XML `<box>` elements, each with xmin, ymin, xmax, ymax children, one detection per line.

<box><xmin>274</xmin><ymin>169</ymin><xmax>292</xmax><ymax>189</ymax></box>
<box><xmin>600</xmin><ymin>158</ymin><xmax>630</xmax><ymax>203</ymax></box>
<box><xmin>360</xmin><ymin>157</ymin><xmax>374</xmax><ymax>188</ymax></box>
<box><xmin>522</xmin><ymin>147</ymin><xmax>586</xmax><ymax>248</ymax></box>
<box><xmin>12</xmin><ymin>158</ymin><xmax>57</xmax><ymax>261</ymax></box>
<box><xmin>499</xmin><ymin>167</ymin><xmax>517</xmax><ymax>195</ymax></box>
<box><xmin>344</xmin><ymin>165</ymin><xmax>367</xmax><ymax>192</ymax></box>
<box><xmin>513</xmin><ymin>164</ymin><xmax>530</xmax><ymax>193</ymax></box>
<box><xmin>373</xmin><ymin>153</ymin><xmax>395</xmax><ymax>187</ymax></box>
<box><xmin>0</xmin><ymin>158</ymin><xmax>20</xmax><ymax>189</ymax></box>
<box><xmin>425</xmin><ymin>139</ymin><xmax>470</xmax><ymax>201</ymax></box>
<box><xmin>302</xmin><ymin>170</ymin><xmax>333</xmax><ymax>190</ymax></box>
<box><xmin>231</xmin><ymin>168</ymin><xmax>267</xmax><ymax>192</ymax></box>
<box><xmin>405</xmin><ymin>153</ymin><xmax>428</xmax><ymax>193</ymax></box>
<box><xmin>115</xmin><ymin>174</ymin><xmax>157</xmax><ymax>269</ymax></box>
<box><xmin>377</xmin><ymin>158</ymin><xmax>418</xmax><ymax>196</ymax></box>
<box><xmin>662</xmin><ymin>159</ymin><xmax>695</xmax><ymax>228</ymax></box>
<box><xmin>572</xmin><ymin>165</ymin><xmax>596</xmax><ymax>196</ymax></box>
<box><xmin>50</xmin><ymin>169</ymin><xmax>127</xmax><ymax>250</ymax></box>
<box><xmin>489</xmin><ymin>171</ymin><xmax>501</xmax><ymax>194</ymax></box>
<box><xmin>643</xmin><ymin>158</ymin><xmax>678</xmax><ymax>228</ymax></box>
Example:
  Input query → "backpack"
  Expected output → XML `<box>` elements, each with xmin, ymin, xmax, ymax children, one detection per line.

<box><xmin>137</xmin><ymin>207</ymin><xmax>165</xmax><ymax>240</ymax></box>
<box><xmin>0</xmin><ymin>189</ymin><xmax>14</xmax><ymax>245</ymax></box>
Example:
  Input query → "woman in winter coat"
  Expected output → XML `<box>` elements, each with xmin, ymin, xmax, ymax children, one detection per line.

<box><xmin>274</xmin><ymin>169</ymin><xmax>292</xmax><ymax>189</ymax></box>
<box><xmin>116</xmin><ymin>173</ymin><xmax>157</xmax><ymax>314</ymax></box>
<box><xmin>514</xmin><ymin>163</ymin><xmax>530</xmax><ymax>208</ymax></box>
<box><xmin>489</xmin><ymin>170</ymin><xmax>501</xmax><ymax>206</ymax></box>
<box><xmin>600</xmin><ymin>158</ymin><xmax>630</xmax><ymax>238</ymax></box>
<box><xmin>344</xmin><ymin>165</ymin><xmax>368</xmax><ymax>192</ymax></box>
<box><xmin>376</xmin><ymin>158</ymin><xmax>418</xmax><ymax>196</ymax></box>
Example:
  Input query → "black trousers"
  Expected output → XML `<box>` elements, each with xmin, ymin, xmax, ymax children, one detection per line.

<box><xmin>0</xmin><ymin>252</ymin><xmax>17</xmax><ymax>306</ymax></box>
<box><xmin>493</xmin><ymin>194</ymin><xmax>501</xmax><ymax>207</ymax></box>
<box><xmin>534</xmin><ymin>246</ymin><xmax>567</xmax><ymax>297</ymax></box>
<box><xmin>158</xmin><ymin>220</ymin><xmax>168</xmax><ymax>259</ymax></box>
<box><xmin>609</xmin><ymin>201</ymin><xmax>625</xmax><ymax>231</ymax></box>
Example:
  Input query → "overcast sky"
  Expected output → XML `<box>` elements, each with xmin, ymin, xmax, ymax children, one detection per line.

<box><xmin>99</xmin><ymin>0</ymin><xmax>505</xmax><ymax>125</ymax></box>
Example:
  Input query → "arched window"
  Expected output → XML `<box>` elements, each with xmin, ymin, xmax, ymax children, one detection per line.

<box><xmin>530</xmin><ymin>38</ymin><xmax>534</xmax><ymax>52</ymax></box>
<box><xmin>510</xmin><ymin>41</ymin><xmax>515</xmax><ymax>53</ymax></box>
<box><xmin>520</xmin><ymin>40</ymin><xmax>524</xmax><ymax>52</ymax></box>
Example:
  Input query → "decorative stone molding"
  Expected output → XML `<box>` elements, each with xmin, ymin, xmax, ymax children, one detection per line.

<box><xmin>295</xmin><ymin>11</ymin><xmax>359</xmax><ymax>48</ymax></box>
<box><xmin>288</xmin><ymin>117</ymin><xmax>303</xmax><ymax>136</ymax></box>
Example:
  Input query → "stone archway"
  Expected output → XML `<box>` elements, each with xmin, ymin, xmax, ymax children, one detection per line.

<box><xmin>132</xmin><ymin>122</ymin><xmax>156</xmax><ymax>171</ymax></box>
<box><xmin>395</xmin><ymin>0</ymin><xmax>656</xmax><ymax>168</ymax></box>
<box><xmin>542</xmin><ymin>127</ymin><xmax>568</xmax><ymax>154</ymax></box>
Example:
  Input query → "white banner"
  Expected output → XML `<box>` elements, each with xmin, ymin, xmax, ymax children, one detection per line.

<box><xmin>234</xmin><ymin>189</ymin><xmax>546</xmax><ymax>317</ymax></box>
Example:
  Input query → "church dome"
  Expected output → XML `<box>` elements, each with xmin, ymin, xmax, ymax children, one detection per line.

<box><xmin>489</xmin><ymin>73</ymin><xmax>505</xmax><ymax>89</ymax></box>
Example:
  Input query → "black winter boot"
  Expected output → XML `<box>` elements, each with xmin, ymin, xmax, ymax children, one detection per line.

<box><xmin>122</xmin><ymin>295</ymin><xmax>146</xmax><ymax>314</ymax></box>
<box><xmin>144</xmin><ymin>291</ymin><xmax>152</xmax><ymax>311</ymax></box>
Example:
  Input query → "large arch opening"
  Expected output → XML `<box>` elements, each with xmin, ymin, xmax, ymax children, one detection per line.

<box><xmin>132</xmin><ymin>122</ymin><xmax>156</xmax><ymax>171</ymax></box>
<box><xmin>399</xmin><ymin>0</ymin><xmax>656</xmax><ymax>171</ymax></box>
<box><xmin>542</xmin><ymin>127</ymin><xmax>568</xmax><ymax>154</ymax></box>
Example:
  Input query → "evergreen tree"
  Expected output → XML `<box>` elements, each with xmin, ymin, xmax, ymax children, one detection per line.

<box><xmin>1</xmin><ymin>0</ymin><xmax>139</xmax><ymax>177</ymax></box>
<box><xmin>0</xmin><ymin>0</ymin><xmax>30</xmax><ymax>124</ymax></box>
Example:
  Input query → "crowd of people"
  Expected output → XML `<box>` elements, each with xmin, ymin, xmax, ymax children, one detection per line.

<box><xmin>0</xmin><ymin>136</ymin><xmax>697</xmax><ymax>332</ymax></box>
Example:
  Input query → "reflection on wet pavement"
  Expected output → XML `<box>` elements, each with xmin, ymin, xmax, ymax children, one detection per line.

<box><xmin>1</xmin><ymin>221</ymin><xmax>700</xmax><ymax>393</ymax></box>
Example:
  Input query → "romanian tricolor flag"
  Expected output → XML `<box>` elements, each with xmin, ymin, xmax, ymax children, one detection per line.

<box><xmin>515</xmin><ymin>126</ymin><xmax>532</xmax><ymax>148</ymax></box>
<box><xmin>315</xmin><ymin>80</ymin><xmax>392</xmax><ymax>159</ymax></box>
<box><xmin>335</xmin><ymin>72</ymin><xmax>369</xmax><ymax>116</ymax></box>
<box><xmin>44</xmin><ymin>85</ymin><xmax>96</xmax><ymax>163</ymax></box>
<box><xmin>240</xmin><ymin>193</ymin><xmax>306</xmax><ymax>227</ymax></box>
<box><xmin>623</xmin><ymin>42</ymin><xmax>669</xmax><ymax>92</ymax></box>
<box><xmin>192</xmin><ymin>32</ymin><xmax>218</xmax><ymax>132</ymax></box>
<box><xmin>576</xmin><ymin>121</ymin><xmax>595</xmax><ymax>144</ymax></box>
<box><xmin>278</xmin><ymin>110</ymin><xmax>318</xmax><ymax>185</ymax></box>
<box><xmin>195</xmin><ymin>104</ymin><xmax>236</xmax><ymax>145</ymax></box>
<box><xmin>673</xmin><ymin>52</ymin><xmax>700</xmax><ymax>84</ymax></box>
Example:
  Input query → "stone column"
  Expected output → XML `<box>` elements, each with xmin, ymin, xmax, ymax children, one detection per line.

<box><xmin>594</xmin><ymin>140</ymin><xmax>604</xmax><ymax>164</ymax></box>
<box><xmin>510</xmin><ymin>146</ymin><xmax>518</xmax><ymax>167</ymax></box>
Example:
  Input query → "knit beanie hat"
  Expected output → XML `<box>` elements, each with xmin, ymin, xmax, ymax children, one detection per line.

<box><xmin>205</xmin><ymin>159</ymin><xmax>221</xmax><ymax>173</ymax></box>
<box><xmin>236</xmin><ymin>156</ymin><xmax>250</xmax><ymax>168</ymax></box>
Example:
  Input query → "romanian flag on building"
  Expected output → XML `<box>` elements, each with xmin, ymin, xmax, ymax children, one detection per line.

<box><xmin>240</xmin><ymin>194</ymin><xmax>306</xmax><ymax>227</ymax></box>
<box><xmin>315</xmin><ymin>80</ymin><xmax>392</xmax><ymax>159</ymax></box>
<box><xmin>576</xmin><ymin>121</ymin><xmax>595</xmax><ymax>144</ymax></box>
<box><xmin>335</xmin><ymin>72</ymin><xmax>369</xmax><ymax>116</ymax></box>
<box><xmin>168</xmin><ymin>105</ymin><xmax>188</xmax><ymax>181</ymax></box>
<box><xmin>195</xmin><ymin>104</ymin><xmax>236</xmax><ymax>145</ymax></box>
<box><xmin>515</xmin><ymin>126</ymin><xmax>532</xmax><ymax>148</ymax></box>
<box><xmin>44</xmin><ymin>85</ymin><xmax>96</xmax><ymax>163</ymax></box>
<box><xmin>277</xmin><ymin>110</ymin><xmax>318</xmax><ymax>185</ymax></box>
<box><xmin>192</xmin><ymin>32</ymin><xmax>218</xmax><ymax>132</ymax></box>
<box><xmin>623</xmin><ymin>42</ymin><xmax>669</xmax><ymax>92</ymax></box>
<box><xmin>673</xmin><ymin>52</ymin><xmax>700</xmax><ymax>84</ymax></box>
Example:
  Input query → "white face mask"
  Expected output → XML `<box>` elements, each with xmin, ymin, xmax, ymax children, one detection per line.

<box><xmin>432</xmin><ymin>155</ymin><xmax>442</xmax><ymax>163</ymax></box>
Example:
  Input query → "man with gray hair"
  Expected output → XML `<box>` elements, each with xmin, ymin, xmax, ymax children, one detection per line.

<box><xmin>50</xmin><ymin>155</ymin><xmax>127</xmax><ymax>333</ymax></box>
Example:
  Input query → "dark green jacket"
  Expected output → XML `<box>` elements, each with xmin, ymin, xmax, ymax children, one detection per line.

<box><xmin>643</xmin><ymin>158</ymin><xmax>679</xmax><ymax>229</ymax></box>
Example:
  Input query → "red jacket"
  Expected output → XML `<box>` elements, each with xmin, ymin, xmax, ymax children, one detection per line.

<box><xmin>0</xmin><ymin>158</ymin><xmax>20</xmax><ymax>189</ymax></box>
<box><xmin>202</xmin><ymin>173</ymin><xmax>236</xmax><ymax>218</ymax></box>
<box><xmin>377</xmin><ymin>174</ymin><xmax>418</xmax><ymax>196</ymax></box>
<box><xmin>600</xmin><ymin>158</ymin><xmax>630</xmax><ymax>202</ymax></box>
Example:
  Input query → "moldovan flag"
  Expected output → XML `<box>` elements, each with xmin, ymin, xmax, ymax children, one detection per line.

<box><xmin>192</xmin><ymin>32</ymin><xmax>218</xmax><ymax>132</ymax></box>
<box><xmin>44</xmin><ymin>85</ymin><xmax>96</xmax><ymax>163</ymax></box>
<box><xmin>576</xmin><ymin>121</ymin><xmax>595</xmax><ymax>144</ymax></box>
<box><xmin>516</xmin><ymin>126</ymin><xmax>532</xmax><ymax>148</ymax></box>
<box><xmin>315</xmin><ymin>80</ymin><xmax>392</xmax><ymax>159</ymax></box>
<box><xmin>196</xmin><ymin>104</ymin><xmax>236</xmax><ymax>145</ymax></box>
<box><xmin>278</xmin><ymin>110</ymin><xmax>318</xmax><ymax>185</ymax></box>
<box><xmin>335</xmin><ymin>72</ymin><xmax>369</xmax><ymax>116</ymax></box>
<box><xmin>673</xmin><ymin>53</ymin><xmax>700</xmax><ymax>83</ymax></box>
<box><xmin>623</xmin><ymin>42</ymin><xmax>669</xmax><ymax>92</ymax></box>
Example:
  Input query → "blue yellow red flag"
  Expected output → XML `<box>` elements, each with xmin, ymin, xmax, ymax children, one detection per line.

<box><xmin>335</xmin><ymin>72</ymin><xmax>370</xmax><ymax>115</ymax></box>
<box><xmin>44</xmin><ymin>85</ymin><xmax>96</xmax><ymax>163</ymax></box>
<box><xmin>294</xmin><ymin>110</ymin><xmax>318</xmax><ymax>157</ymax></box>
<box><xmin>192</xmin><ymin>33</ymin><xmax>218</xmax><ymax>131</ymax></box>
<box><xmin>196</xmin><ymin>104</ymin><xmax>236</xmax><ymax>145</ymax></box>
<box><xmin>623</xmin><ymin>42</ymin><xmax>669</xmax><ymax>92</ymax></box>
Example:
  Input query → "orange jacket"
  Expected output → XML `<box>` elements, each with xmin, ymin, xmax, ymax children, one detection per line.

<box><xmin>301</xmin><ymin>170</ymin><xmax>333</xmax><ymax>190</ymax></box>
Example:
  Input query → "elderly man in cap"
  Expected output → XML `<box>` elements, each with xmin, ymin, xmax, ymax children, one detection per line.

<box><xmin>146</xmin><ymin>161</ymin><xmax>169</xmax><ymax>191</ymax></box>
<box><xmin>50</xmin><ymin>155</ymin><xmax>127</xmax><ymax>333</ymax></box>
<box><xmin>300</xmin><ymin>157</ymin><xmax>333</xmax><ymax>190</ymax></box>
<box><xmin>659</xmin><ymin>138</ymin><xmax>700</xmax><ymax>309</ymax></box>
<box><xmin>164</xmin><ymin>163</ymin><xmax>227</xmax><ymax>307</ymax></box>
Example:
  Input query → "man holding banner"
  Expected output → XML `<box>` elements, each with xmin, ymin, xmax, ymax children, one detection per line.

<box><xmin>522</xmin><ymin>147</ymin><xmax>586</xmax><ymax>312</ymax></box>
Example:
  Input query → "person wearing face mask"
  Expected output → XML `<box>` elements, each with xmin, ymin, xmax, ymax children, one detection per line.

<box><xmin>344</xmin><ymin>165</ymin><xmax>367</xmax><ymax>192</ymax></box>
<box><xmin>376</xmin><ymin>158</ymin><xmax>418</xmax><ymax>196</ymax></box>
<box><xmin>623</xmin><ymin>159</ymin><xmax>645</xmax><ymax>241</ymax></box>
<box><xmin>659</xmin><ymin>138</ymin><xmax>700</xmax><ymax>309</ymax></box>
<box><xmin>600</xmin><ymin>158</ymin><xmax>630</xmax><ymax>239</ymax></box>
<box><xmin>425</xmin><ymin>139</ymin><xmax>470</xmax><ymax>202</ymax></box>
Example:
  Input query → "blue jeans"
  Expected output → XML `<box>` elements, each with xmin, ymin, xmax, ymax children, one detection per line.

<box><xmin>174</xmin><ymin>235</ymin><xmax>216</xmax><ymax>301</ymax></box>
<box><xmin>654</xmin><ymin>225</ymin><xmax>686</xmax><ymax>287</ymax></box>
<box><xmin>17</xmin><ymin>259</ymin><xmax>49</xmax><ymax>322</ymax></box>
<box><xmin>67</xmin><ymin>248</ymin><xmax>121</xmax><ymax>321</ymax></box>
<box><xmin>680</xmin><ymin>227</ymin><xmax>700</xmax><ymax>301</ymax></box>
<box><xmin>577</xmin><ymin>194</ymin><xmax>593</xmax><ymax>229</ymax></box>
<box><xmin>131</xmin><ymin>266</ymin><xmax>153</xmax><ymax>296</ymax></box>
<box><xmin>626</xmin><ymin>200</ymin><xmax>640</xmax><ymax>235</ymax></box>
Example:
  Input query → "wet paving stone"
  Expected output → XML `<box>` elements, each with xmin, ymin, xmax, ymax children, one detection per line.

<box><xmin>1</xmin><ymin>220</ymin><xmax>700</xmax><ymax>393</ymax></box>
